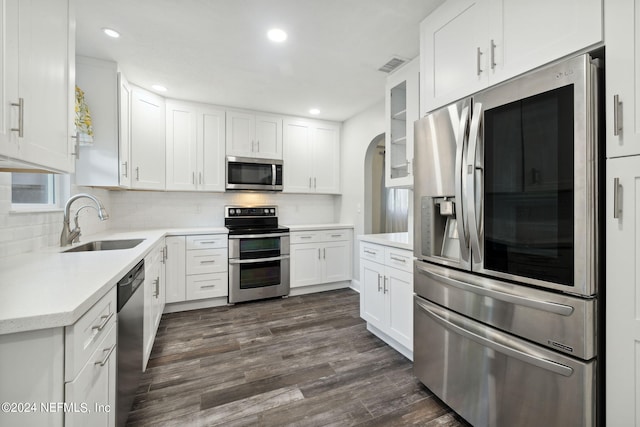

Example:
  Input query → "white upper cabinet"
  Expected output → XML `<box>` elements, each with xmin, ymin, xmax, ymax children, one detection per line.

<box><xmin>283</xmin><ymin>118</ymin><xmax>340</xmax><ymax>194</ymax></box>
<box><xmin>119</xmin><ymin>74</ymin><xmax>132</xmax><ymax>188</ymax></box>
<box><xmin>131</xmin><ymin>85</ymin><xmax>166</xmax><ymax>190</ymax></box>
<box><xmin>226</xmin><ymin>110</ymin><xmax>282</xmax><ymax>159</ymax></box>
<box><xmin>0</xmin><ymin>0</ymin><xmax>75</xmax><ymax>173</ymax></box>
<box><xmin>489</xmin><ymin>0</ymin><xmax>601</xmax><ymax>85</ymax></box>
<box><xmin>166</xmin><ymin>100</ymin><xmax>225</xmax><ymax>192</ymax></box>
<box><xmin>386</xmin><ymin>57</ymin><xmax>419</xmax><ymax>188</ymax></box>
<box><xmin>75</xmin><ymin>57</ymin><xmax>132</xmax><ymax>188</ymax></box>
<box><xmin>420</xmin><ymin>0</ymin><xmax>489</xmax><ymax>115</ymax></box>
<box><xmin>420</xmin><ymin>0</ymin><xmax>603</xmax><ymax>114</ymax></box>
<box><xmin>605</xmin><ymin>0</ymin><xmax>640</xmax><ymax>158</ymax></box>
<box><xmin>166</xmin><ymin>101</ymin><xmax>198</xmax><ymax>191</ymax></box>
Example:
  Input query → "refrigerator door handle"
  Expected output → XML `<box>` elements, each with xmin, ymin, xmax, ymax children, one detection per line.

<box><xmin>467</xmin><ymin>102</ymin><xmax>483</xmax><ymax>263</ymax></box>
<box><xmin>415</xmin><ymin>263</ymin><xmax>574</xmax><ymax>316</ymax></box>
<box><xmin>455</xmin><ymin>105</ymin><xmax>470</xmax><ymax>262</ymax></box>
<box><xmin>415</xmin><ymin>297</ymin><xmax>574</xmax><ymax>377</ymax></box>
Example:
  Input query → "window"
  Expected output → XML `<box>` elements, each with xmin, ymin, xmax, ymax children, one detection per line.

<box><xmin>11</xmin><ymin>172</ymin><xmax>65</xmax><ymax>211</ymax></box>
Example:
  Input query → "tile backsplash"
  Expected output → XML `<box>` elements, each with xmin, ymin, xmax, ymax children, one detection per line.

<box><xmin>1</xmin><ymin>171</ymin><xmax>339</xmax><ymax>259</ymax></box>
<box><xmin>108</xmin><ymin>190</ymin><xmax>338</xmax><ymax>229</ymax></box>
<box><xmin>0</xmin><ymin>173</ymin><xmax>112</xmax><ymax>258</ymax></box>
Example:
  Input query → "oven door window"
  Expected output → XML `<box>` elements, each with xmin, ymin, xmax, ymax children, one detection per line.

<box><xmin>483</xmin><ymin>84</ymin><xmax>574</xmax><ymax>286</ymax></box>
<box><xmin>228</xmin><ymin>162</ymin><xmax>273</xmax><ymax>185</ymax></box>
<box><xmin>239</xmin><ymin>260</ymin><xmax>281</xmax><ymax>289</ymax></box>
<box><xmin>239</xmin><ymin>237</ymin><xmax>281</xmax><ymax>259</ymax></box>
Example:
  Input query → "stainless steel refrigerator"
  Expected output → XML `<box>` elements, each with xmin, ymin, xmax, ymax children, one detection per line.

<box><xmin>413</xmin><ymin>53</ymin><xmax>602</xmax><ymax>427</ymax></box>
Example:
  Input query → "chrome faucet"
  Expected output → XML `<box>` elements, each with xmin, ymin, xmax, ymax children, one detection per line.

<box><xmin>60</xmin><ymin>193</ymin><xmax>109</xmax><ymax>246</ymax></box>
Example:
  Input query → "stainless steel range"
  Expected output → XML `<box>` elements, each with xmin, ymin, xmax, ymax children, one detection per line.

<box><xmin>225</xmin><ymin>206</ymin><xmax>290</xmax><ymax>303</ymax></box>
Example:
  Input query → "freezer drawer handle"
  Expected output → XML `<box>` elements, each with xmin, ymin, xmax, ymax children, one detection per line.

<box><xmin>415</xmin><ymin>298</ymin><xmax>574</xmax><ymax>377</ymax></box>
<box><xmin>416</xmin><ymin>264</ymin><xmax>574</xmax><ymax>316</ymax></box>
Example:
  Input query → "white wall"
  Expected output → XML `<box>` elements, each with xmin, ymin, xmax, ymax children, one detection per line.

<box><xmin>337</xmin><ymin>99</ymin><xmax>386</xmax><ymax>284</ymax></box>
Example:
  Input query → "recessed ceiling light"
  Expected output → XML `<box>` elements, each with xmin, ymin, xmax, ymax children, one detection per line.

<box><xmin>309</xmin><ymin>108</ymin><xmax>320</xmax><ymax>115</ymax></box>
<box><xmin>267</xmin><ymin>28</ymin><xmax>287</xmax><ymax>43</ymax></box>
<box><xmin>102</xmin><ymin>28</ymin><xmax>120</xmax><ymax>38</ymax></box>
<box><xmin>151</xmin><ymin>85</ymin><xmax>167</xmax><ymax>92</ymax></box>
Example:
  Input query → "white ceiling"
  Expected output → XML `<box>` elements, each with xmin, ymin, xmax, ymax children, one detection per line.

<box><xmin>75</xmin><ymin>0</ymin><xmax>444</xmax><ymax>122</ymax></box>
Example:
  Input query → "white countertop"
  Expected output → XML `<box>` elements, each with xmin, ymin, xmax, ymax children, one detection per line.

<box><xmin>285</xmin><ymin>223</ymin><xmax>354</xmax><ymax>231</ymax></box>
<box><xmin>358</xmin><ymin>232</ymin><xmax>413</xmax><ymax>251</ymax></box>
<box><xmin>0</xmin><ymin>227</ymin><xmax>228</xmax><ymax>335</ymax></box>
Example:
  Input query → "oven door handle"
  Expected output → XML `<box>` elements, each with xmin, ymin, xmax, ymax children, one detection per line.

<box><xmin>229</xmin><ymin>255</ymin><xmax>290</xmax><ymax>264</ymax></box>
<box><xmin>229</xmin><ymin>233</ymin><xmax>290</xmax><ymax>239</ymax></box>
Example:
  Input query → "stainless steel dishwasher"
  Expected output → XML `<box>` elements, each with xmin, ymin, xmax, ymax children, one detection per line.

<box><xmin>117</xmin><ymin>259</ymin><xmax>145</xmax><ymax>427</ymax></box>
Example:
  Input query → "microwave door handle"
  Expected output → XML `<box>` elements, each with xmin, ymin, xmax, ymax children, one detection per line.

<box><xmin>467</xmin><ymin>102</ymin><xmax>483</xmax><ymax>263</ymax></box>
<box><xmin>455</xmin><ymin>105</ymin><xmax>471</xmax><ymax>263</ymax></box>
<box><xmin>272</xmin><ymin>164</ymin><xmax>276</xmax><ymax>186</ymax></box>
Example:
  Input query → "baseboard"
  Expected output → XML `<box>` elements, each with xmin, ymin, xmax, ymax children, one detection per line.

<box><xmin>349</xmin><ymin>279</ymin><xmax>360</xmax><ymax>293</ymax></box>
<box><xmin>366</xmin><ymin>323</ymin><xmax>413</xmax><ymax>361</ymax></box>
<box><xmin>163</xmin><ymin>296</ymin><xmax>229</xmax><ymax>313</ymax></box>
<box><xmin>289</xmin><ymin>281</ymin><xmax>350</xmax><ymax>296</ymax></box>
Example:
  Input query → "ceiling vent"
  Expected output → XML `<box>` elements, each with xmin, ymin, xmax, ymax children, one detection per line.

<box><xmin>378</xmin><ymin>56</ymin><xmax>408</xmax><ymax>73</ymax></box>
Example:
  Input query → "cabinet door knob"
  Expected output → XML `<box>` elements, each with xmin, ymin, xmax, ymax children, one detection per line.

<box><xmin>476</xmin><ymin>47</ymin><xmax>483</xmax><ymax>76</ymax></box>
<box><xmin>94</xmin><ymin>344</ymin><xmax>116</xmax><ymax>367</ymax></box>
<box><xmin>10</xmin><ymin>98</ymin><xmax>24</xmax><ymax>137</ymax></box>
<box><xmin>613</xmin><ymin>94</ymin><xmax>622</xmax><ymax>136</ymax></box>
<box><xmin>613</xmin><ymin>177</ymin><xmax>622</xmax><ymax>219</ymax></box>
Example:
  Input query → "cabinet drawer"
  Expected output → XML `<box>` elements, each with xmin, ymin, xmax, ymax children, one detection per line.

<box><xmin>290</xmin><ymin>231</ymin><xmax>321</xmax><ymax>244</ymax></box>
<box><xmin>186</xmin><ymin>248</ymin><xmax>227</xmax><ymax>275</ymax></box>
<box><xmin>64</xmin><ymin>323</ymin><xmax>117</xmax><ymax>427</ymax></box>
<box><xmin>360</xmin><ymin>242</ymin><xmax>385</xmax><ymax>264</ymax></box>
<box><xmin>65</xmin><ymin>287</ymin><xmax>117</xmax><ymax>382</ymax></box>
<box><xmin>322</xmin><ymin>229</ymin><xmax>352</xmax><ymax>242</ymax></box>
<box><xmin>385</xmin><ymin>248</ymin><xmax>413</xmax><ymax>273</ymax></box>
<box><xmin>186</xmin><ymin>234</ymin><xmax>227</xmax><ymax>250</ymax></box>
<box><xmin>186</xmin><ymin>273</ymin><xmax>228</xmax><ymax>300</ymax></box>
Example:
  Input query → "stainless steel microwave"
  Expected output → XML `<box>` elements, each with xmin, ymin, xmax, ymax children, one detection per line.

<box><xmin>226</xmin><ymin>156</ymin><xmax>283</xmax><ymax>191</ymax></box>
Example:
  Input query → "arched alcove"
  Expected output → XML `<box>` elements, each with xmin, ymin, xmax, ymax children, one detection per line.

<box><xmin>364</xmin><ymin>133</ymin><xmax>410</xmax><ymax>235</ymax></box>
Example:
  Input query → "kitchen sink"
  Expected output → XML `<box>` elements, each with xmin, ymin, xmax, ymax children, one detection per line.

<box><xmin>63</xmin><ymin>239</ymin><xmax>145</xmax><ymax>253</ymax></box>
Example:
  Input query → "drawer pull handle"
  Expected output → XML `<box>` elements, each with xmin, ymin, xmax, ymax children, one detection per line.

<box><xmin>95</xmin><ymin>344</ymin><xmax>116</xmax><ymax>367</ymax></box>
<box><xmin>198</xmin><ymin>241</ymin><xmax>219</xmax><ymax>244</ymax></box>
<box><xmin>364</xmin><ymin>249</ymin><xmax>377</xmax><ymax>255</ymax></box>
<box><xmin>390</xmin><ymin>255</ymin><xmax>407</xmax><ymax>263</ymax></box>
<box><xmin>200</xmin><ymin>285</ymin><xmax>217</xmax><ymax>289</ymax></box>
<box><xmin>330</xmin><ymin>234</ymin><xmax>342</xmax><ymax>238</ymax></box>
<box><xmin>200</xmin><ymin>260</ymin><xmax>217</xmax><ymax>264</ymax></box>
<box><xmin>300</xmin><ymin>236</ymin><xmax>313</xmax><ymax>239</ymax></box>
<box><xmin>92</xmin><ymin>312</ymin><xmax>114</xmax><ymax>332</ymax></box>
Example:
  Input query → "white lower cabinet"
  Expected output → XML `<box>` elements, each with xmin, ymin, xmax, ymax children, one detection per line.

<box><xmin>64</xmin><ymin>324</ymin><xmax>116</xmax><ymax>427</ymax></box>
<box><xmin>290</xmin><ymin>229</ymin><xmax>352</xmax><ymax>289</ymax></box>
<box><xmin>360</xmin><ymin>242</ymin><xmax>413</xmax><ymax>359</ymax></box>
<box><xmin>606</xmin><ymin>155</ymin><xmax>640</xmax><ymax>426</ymax></box>
<box><xmin>165</xmin><ymin>236</ymin><xmax>187</xmax><ymax>303</ymax></box>
<box><xmin>64</xmin><ymin>287</ymin><xmax>117</xmax><ymax>427</ymax></box>
<box><xmin>143</xmin><ymin>242</ymin><xmax>166</xmax><ymax>370</ymax></box>
<box><xmin>165</xmin><ymin>234</ymin><xmax>228</xmax><ymax>304</ymax></box>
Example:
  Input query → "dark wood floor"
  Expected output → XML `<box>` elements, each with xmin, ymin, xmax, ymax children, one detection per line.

<box><xmin>127</xmin><ymin>289</ymin><xmax>467</xmax><ymax>426</ymax></box>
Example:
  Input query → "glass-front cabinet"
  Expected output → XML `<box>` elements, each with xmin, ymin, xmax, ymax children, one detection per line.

<box><xmin>385</xmin><ymin>57</ymin><xmax>419</xmax><ymax>188</ymax></box>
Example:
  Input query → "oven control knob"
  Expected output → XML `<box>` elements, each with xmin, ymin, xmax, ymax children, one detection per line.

<box><xmin>264</xmin><ymin>208</ymin><xmax>269</xmax><ymax>214</ymax></box>
<box><xmin>270</xmin><ymin>208</ymin><xmax>275</xmax><ymax>214</ymax></box>
<box><xmin>229</xmin><ymin>209</ymin><xmax>236</xmax><ymax>215</ymax></box>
